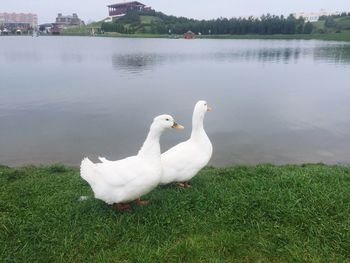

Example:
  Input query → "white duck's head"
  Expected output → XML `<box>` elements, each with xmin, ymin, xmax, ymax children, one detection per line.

<box><xmin>138</xmin><ymin>114</ymin><xmax>184</xmax><ymax>157</ymax></box>
<box><xmin>190</xmin><ymin>100</ymin><xmax>212</xmax><ymax>138</ymax></box>
<box><xmin>152</xmin><ymin>114</ymin><xmax>184</xmax><ymax>131</ymax></box>
<box><xmin>194</xmin><ymin>100</ymin><xmax>212</xmax><ymax>118</ymax></box>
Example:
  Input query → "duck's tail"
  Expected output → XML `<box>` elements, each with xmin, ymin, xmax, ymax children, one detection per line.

<box><xmin>80</xmin><ymin>157</ymin><xmax>97</xmax><ymax>187</ymax></box>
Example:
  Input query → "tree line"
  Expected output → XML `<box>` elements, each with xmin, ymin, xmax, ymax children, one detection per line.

<box><xmin>102</xmin><ymin>10</ymin><xmax>314</xmax><ymax>35</ymax></box>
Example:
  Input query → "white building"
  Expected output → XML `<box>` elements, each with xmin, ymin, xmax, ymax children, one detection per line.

<box><xmin>293</xmin><ymin>9</ymin><xmax>341</xmax><ymax>22</ymax></box>
<box><xmin>0</xmin><ymin>12</ymin><xmax>38</xmax><ymax>28</ymax></box>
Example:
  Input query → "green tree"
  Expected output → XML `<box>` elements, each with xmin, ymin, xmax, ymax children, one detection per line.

<box><xmin>304</xmin><ymin>22</ymin><xmax>313</xmax><ymax>34</ymax></box>
<box><xmin>325</xmin><ymin>17</ymin><xmax>336</xmax><ymax>27</ymax></box>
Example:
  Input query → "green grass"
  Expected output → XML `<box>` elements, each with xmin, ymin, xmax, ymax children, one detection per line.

<box><xmin>116</xmin><ymin>15</ymin><xmax>162</xmax><ymax>34</ymax></box>
<box><xmin>310</xmin><ymin>16</ymin><xmax>350</xmax><ymax>34</ymax></box>
<box><xmin>88</xmin><ymin>20</ymin><xmax>105</xmax><ymax>29</ymax></box>
<box><xmin>140</xmin><ymin>15</ymin><xmax>162</xmax><ymax>25</ymax></box>
<box><xmin>60</xmin><ymin>25</ymin><xmax>90</xmax><ymax>35</ymax></box>
<box><xmin>334</xmin><ymin>16</ymin><xmax>350</xmax><ymax>30</ymax></box>
<box><xmin>311</xmin><ymin>21</ymin><xmax>326</xmax><ymax>32</ymax></box>
<box><xmin>98</xmin><ymin>32</ymin><xmax>169</xmax><ymax>38</ymax></box>
<box><xmin>1</xmin><ymin>164</ymin><xmax>350</xmax><ymax>262</ymax></box>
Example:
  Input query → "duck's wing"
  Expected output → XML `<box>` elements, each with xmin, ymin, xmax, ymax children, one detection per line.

<box><xmin>94</xmin><ymin>156</ymin><xmax>146</xmax><ymax>187</ymax></box>
<box><xmin>162</xmin><ymin>141</ymin><xmax>198</xmax><ymax>171</ymax></box>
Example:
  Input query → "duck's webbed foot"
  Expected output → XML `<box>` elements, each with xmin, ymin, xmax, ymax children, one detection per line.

<box><xmin>134</xmin><ymin>198</ymin><xmax>149</xmax><ymax>205</ymax></box>
<box><xmin>178</xmin><ymin>182</ymin><xmax>191</xmax><ymax>188</ymax></box>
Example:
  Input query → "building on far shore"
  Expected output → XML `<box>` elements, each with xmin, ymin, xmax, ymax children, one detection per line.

<box><xmin>37</xmin><ymin>13</ymin><xmax>83</xmax><ymax>35</ymax></box>
<box><xmin>55</xmin><ymin>13</ymin><xmax>84</xmax><ymax>26</ymax></box>
<box><xmin>293</xmin><ymin>9</ymin><xmax>341</xmax><ymax>22</ymax></box>
<box><xmin>0</xmin><ymin>12</ymin><xmax>38</xmax><ymax>32</ymax></box>
<box><xmin>107</xmin><ymin>1</ymin><xmax>151</xmax><ymax>17</ymax></box>
<box><xmin>184</xmin><ymin>31</ymin><xmax>196</xmax><ymax>39</ymax></box>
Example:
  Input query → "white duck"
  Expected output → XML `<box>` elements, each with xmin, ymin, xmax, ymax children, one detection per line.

<box><xmin>80</xmin><ymin>114</ymin><xmax>184</xmax><ymax>211</ymax></box>
<box><xmin>160</xmin><ymin>100</ymin><xmax>213</xmax><ymax>188</ymax></box>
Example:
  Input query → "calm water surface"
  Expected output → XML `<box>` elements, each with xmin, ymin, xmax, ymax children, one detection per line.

<box><xmin>1</xmin><ymin>36</ymin><xmax>350</xmax><ymax>166</ymax></box>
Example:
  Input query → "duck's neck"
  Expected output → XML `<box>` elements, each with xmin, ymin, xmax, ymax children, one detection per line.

<box><xmin>137</xmin><ymin>124</ymin><xmax>162</xmax><ymax>159</ymax></box>
<box><xmin>190</xmin><ymin>111</ymin><xmax>206</xmax><ymax>139</ymax></box>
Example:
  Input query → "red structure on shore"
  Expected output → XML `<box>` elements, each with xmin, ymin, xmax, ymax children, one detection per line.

<box><xmin>184</xmin><ymin>31</ymin><xmax>196</xmax><ymax>39</ymax></box>
<box><xmin>107</xmin><ymin>1</ymin><xmax>149</xmax><ymax>16</ymax></box>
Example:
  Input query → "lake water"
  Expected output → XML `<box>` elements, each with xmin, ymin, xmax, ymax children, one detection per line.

<box><xmin>1</xmin><ymin>36</ymin><xmax>350</xmax><ymax>167</ymax></box>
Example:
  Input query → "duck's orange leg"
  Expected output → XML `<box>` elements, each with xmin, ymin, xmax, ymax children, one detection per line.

<box><xmin>134</xmin><ymin>198</ymin><xmax>149</xmax><ymax>205</ymax></box>
<box><xmin>179</xmin><ymin>182</ymin><xmax>191</xmax><ymax>188</ymax></box>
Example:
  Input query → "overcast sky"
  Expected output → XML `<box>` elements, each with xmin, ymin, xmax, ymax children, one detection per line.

<box><xmin>2</xmin><ymin>0</ymin><xmax>350</xmax><ymax>24</ymax></box>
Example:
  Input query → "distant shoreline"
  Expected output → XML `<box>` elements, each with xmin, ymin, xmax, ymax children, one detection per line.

<box><xmin>59</xmin><ymin>31</ymin><xmax>350</xmax><ymax>41</ymax></box>
<box><xmin>2</xmin><ymin>32</ymin><xmax>350</xmax><ymax>41</ymax></box>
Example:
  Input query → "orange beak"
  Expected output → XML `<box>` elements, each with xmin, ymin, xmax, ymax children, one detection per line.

<box><xmin>171</xmin><ymin>122</ymin><xmax>184</xmax><ymax>129</ymax></box>
<box><xmin>207</xmin><ymin>106</ymin><xmax>212</xmax><ymax>112</ymax></box>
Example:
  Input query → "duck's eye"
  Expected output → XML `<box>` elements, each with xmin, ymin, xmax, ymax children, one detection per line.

<box><xmin>166</xmin><ymin>118</ymin><xmax>169</xmax><ymax>121</ymax></box>
<box><xmin>204</xmin><ymin>104</ymin><xmax>207</xmax><ymax>106</ymax></box>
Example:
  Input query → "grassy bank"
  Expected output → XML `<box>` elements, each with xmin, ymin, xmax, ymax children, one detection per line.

<box><xmin>59</xmin><ymin>31</ymin><xmax>169</xmax><ymax>38</ymax></box>
<box><xmin>60</xmin><ymin>31</ymin><xmax>350</xmax><ymax>41</ymax></box>
<box><xmin>1</xmin><ymin>164</ymin><xmax>349</xmax><ymax>262</ymax></box>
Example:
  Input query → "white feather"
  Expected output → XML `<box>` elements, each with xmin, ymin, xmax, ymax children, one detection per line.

<box><xmin>160</xmin><ymin>100</ymin><xmax>213</xmax><ymax>184</ymax></box>
<box><xmin>80</xmin><ymin>114</ymin><xmax>179</xmax><ymax>204</ymax></box>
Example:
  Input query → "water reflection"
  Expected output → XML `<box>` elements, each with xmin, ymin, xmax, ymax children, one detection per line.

<box><xmin>213</xmin><ymin>47</ymin><xmax>304</xmax><ymax>63</ymax></box>
<box><xmin>112</xmin><ymin>53</ymin><xmax>164</xmax><ymax>73</ymax></box>
<box><xmin>314</xmin><ymin>43</ymin><xmax>350</xmax><ymax>64</ymax></box>
<box><xmin>111</xmin><ymin>48</ymin><xmax>307</xmax><ymax>72</ymax></box>
<box><xmin>111</xmin><ymin>42</ymin><xmax>350</xmax><ymax>73</ymax></box>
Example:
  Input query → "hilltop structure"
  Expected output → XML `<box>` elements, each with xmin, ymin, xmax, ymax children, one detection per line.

<box><xmin>107</xmin><ymin>1</ymin><xmax>150</xmax><ymax>17</ymax></box>
<box><xmin>55</xmin><ymin>13</ymin><xmax>84</xmax><ymax>26</ymax></box>
<box><xmin>0</xmin><ymin>12</ymin><xmax>38</xmax><ymax>32</ymax></box>
<box><xmin>293</xmin><ymin>9</ymin><xmax>341</xmax><ymax>22</ymax></box>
